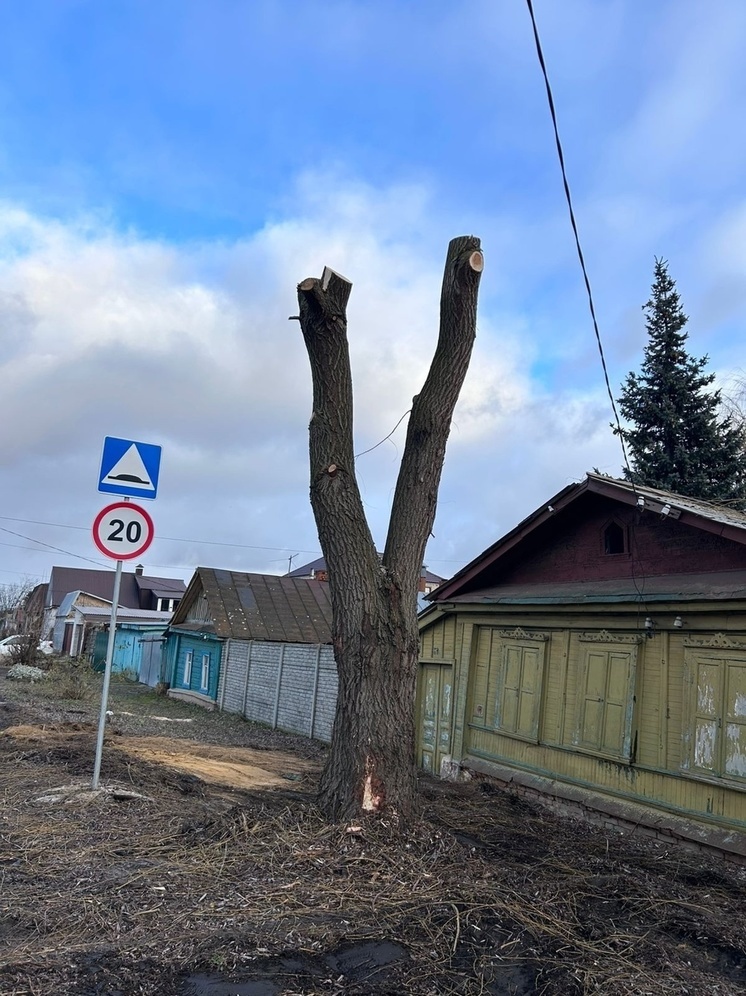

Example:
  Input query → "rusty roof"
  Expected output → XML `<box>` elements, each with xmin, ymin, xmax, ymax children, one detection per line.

<box><xmin>174</xmin><ymin>569</ymin><xmax>333</xmax><ymax>644</ymax></box>
<box><xmin>585</xmin><ymin>474</ymin><xmax>746</xmax><ymax>533</ymax></box>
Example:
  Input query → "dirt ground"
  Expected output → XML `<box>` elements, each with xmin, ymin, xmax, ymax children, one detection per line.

<box><xmin>1</xmin><ymin>671</ymin><xmax>746</xmax><ymax>995</ymax></box>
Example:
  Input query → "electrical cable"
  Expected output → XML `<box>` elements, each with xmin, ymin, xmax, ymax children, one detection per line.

<box><xmin>525</xmin><ymin>0</ymin><xmax>648</xmax><ymax>608</ymax></box>
<box><xmin>0</xmin><ymin>515</ymin><xmax>319</xmax><ymax>556</ymax></box>
<box><xmin>355</xmin><ymin>409</ymin><xmax>412</xmax><ymax>459</ymax></box>
<box><xmin>0</xmin><ymin>524</ymin><xmax>109</xmax><ymax>568</ymax></box>
<box><xmin>525</xmin><ymin>0</ymin><xmax>632</xmax><ymax>478</ymax></box>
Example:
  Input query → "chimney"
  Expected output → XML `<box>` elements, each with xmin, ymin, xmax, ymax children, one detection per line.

<box><xmin>135</xmin><ymin>564</ymin><xmax>144</xmax><ymax>576</ymax></box>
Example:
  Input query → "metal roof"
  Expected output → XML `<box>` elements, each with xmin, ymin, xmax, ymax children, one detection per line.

<box><xmin>175</xmin><ymin>569</ymin><xmax>334</xmax><ymax>644</ymax></box>
<box><xmin>286</xmin><ymin>555</ymin><xmax>327</xmax><ymax>578</ymax></box>
<box><xmin>77</xmin><ymin>607</ymin><xmax>173</xmax><ymax>620</ymax></box>
<box><xmin>58</xmin><ymin>603</ymin><xmax>172</xmax><ymax>622</ymax></box>
<box><xmin>56</xmin><ymin>590</ymin><xmax>87</xmax><ymax>617</ymax></box>
<box><xmin>286</xmin><ymin>554</ymin><xmax>445</xmax><ymax>584</ymax></box>
<box><xmin>585</xmin><ymin>474</ymin><xmax>746</xmax><ymax>533</ymax></box>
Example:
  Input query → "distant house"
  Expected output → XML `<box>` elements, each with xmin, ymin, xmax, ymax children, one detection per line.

<box><xmin>287</xmin><ymin>554</ymin><xmax>445</xmax><ymax>595</ymax></box>
<box><xmin>164</xmin><ymin>568</ymin><xmax>337</xmax><ymax>739</ymax></box>
<box><xmin>417</xmin><ymin>474</ymin><xmax>746</xmax><ymax>860</ymax></box>
<box><xmin>52</xmin><ymin>588</ymin><xmax>171</xmax><ymax>675</ymax></box>
<box><xmin>53</xmin><ymin>590</ymin><xmax>111</xmax><ymax>655</ymax></box>
<box><xmin>29</xmin><ymin>565</ymin><xmax>185</xmax><ymax>640</ymax></box>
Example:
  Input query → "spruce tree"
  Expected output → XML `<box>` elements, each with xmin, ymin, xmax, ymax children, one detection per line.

<box><xmin>616</xmin><ymin>259</ymin><xmax>746</xmax><ymax>506</ymax></box>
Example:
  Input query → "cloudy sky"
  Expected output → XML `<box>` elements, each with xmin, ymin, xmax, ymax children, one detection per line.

<box><xmin>1</xmin><ymin>0</ymin><xmax>745</xmax><ymax>590</ymax></box>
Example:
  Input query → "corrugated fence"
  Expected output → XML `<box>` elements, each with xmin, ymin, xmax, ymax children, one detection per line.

<box><xmin>216</xmin><ymin>639</ymin><xmax>338</xmax><ymax>742</ymax></box>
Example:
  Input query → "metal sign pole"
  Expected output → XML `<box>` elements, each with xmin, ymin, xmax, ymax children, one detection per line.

<box><xmin>92</xmin><ymin>436</ymin><xmax>160</xmax><ymax>789</ymax></box>
<box><xmin>92</xmin><ymin>557</ymin><xmax>123</xmax><ymax>789</ymax></box>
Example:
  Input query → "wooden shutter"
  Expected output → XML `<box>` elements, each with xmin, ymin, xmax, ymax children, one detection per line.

<box><xmin>577</xmin><ymin>648</ymin><xmax>635</xmax><ymax>758</ymax></box>
<box><xmin>497</xmin><ymin>644</ymin><xmax>543</xmax><ymax>740</ymax></box>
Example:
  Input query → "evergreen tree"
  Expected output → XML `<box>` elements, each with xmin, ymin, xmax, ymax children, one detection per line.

<box><xmin>616</xmin><ymin>259</ymin><xmax>746</xmax><ymax>505</ymax></box>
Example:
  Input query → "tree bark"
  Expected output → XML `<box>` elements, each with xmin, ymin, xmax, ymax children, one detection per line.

<box><xmin>297</xmin><ymin>238</ymin><xmax>483</xmax><ymax>821</ymax></box>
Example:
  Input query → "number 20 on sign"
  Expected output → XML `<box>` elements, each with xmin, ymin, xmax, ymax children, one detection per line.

<box><xmin>92</xmin><ymin>501</ymin><xmax>155</xmax><ymax>560</ymax></box>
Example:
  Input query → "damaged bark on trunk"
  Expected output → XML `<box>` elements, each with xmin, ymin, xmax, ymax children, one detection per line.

<box><xmin>297</xmin><ymin>236</ymin><xmax>483</xmax><ymax>820</ymax></box>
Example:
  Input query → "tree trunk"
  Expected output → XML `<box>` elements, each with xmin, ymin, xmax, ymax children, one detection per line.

<box><xmin>297</xmin><ymin>237</ymin><xmax>483</xmax><ymax>821</ymax></box>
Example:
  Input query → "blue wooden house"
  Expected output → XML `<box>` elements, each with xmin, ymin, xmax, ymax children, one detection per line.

<box><xmin>90</xmin><ymin>620</ymin><xmax>169</xmax><ymax>684</ymax></box>
<box><xmin>164</xmin><ymin>627</ymin><xmax>223</xmax><ymax>706</ymax></box>
<box><xmin>163</xmin><ymin>568</ymin><xmax>335</xmax><ymax>736</ymax></box>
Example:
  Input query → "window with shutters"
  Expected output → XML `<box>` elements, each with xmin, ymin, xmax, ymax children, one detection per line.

<box><xmin>468</xmin><ymin>627</ymin><xmax>547</xmax><ymax>743</ymax></box>
<box><xmin>200</xmin><ymin>653</ymin><xmax>211</xmax><ymax>692</ymax></box>
<box><xmin>496</xmin><ymin>643</ymin><xmax>543</xmax><ymax>741</ymax></box>
<box><xmin>685</xmin><ymin>649</ymin><xmax>746</xmax><ymax>781</ymax></box>
<box><xmin>183</xmin><ymin>649</ymin><xmax>193</xmax><ymax>687</ymax></box>
<box><xmin>575</xmin><ymin>645</ymin><xmax>637</xmax><ymax>759</ymax></box>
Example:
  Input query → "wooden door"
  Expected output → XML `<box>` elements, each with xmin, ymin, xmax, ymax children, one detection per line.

<box><xmin>418</xmin><ymin>663</ymin><xmax>454</xmax><ymax>775</ymax></box>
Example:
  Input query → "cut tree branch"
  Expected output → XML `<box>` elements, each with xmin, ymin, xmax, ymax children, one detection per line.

<box><xmin>297</xmin><ymin>268</ymin><xmax>379</xmax><ymax>596</ymax></box>
<box><xmin>383</xmin><ymin>235</ymin><xmax>483</xmax><ymax>590</ymax></box>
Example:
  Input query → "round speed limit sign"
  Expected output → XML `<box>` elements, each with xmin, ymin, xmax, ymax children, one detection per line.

<box><xmin>93</xmin><ymin>501</ymin><xmax>155</xmax><ymax>560</ymax></box>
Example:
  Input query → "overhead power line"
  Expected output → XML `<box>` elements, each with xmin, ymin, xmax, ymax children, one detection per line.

<box><xmin>0</xmin><ymin>525</ymin><xmax>108</xmax><ymax>568</ymax></box>
<box><xmin>525</xmin><ymin>0</ymin><xmax>647</xmax><ymax>608</ymax></box>
<box><xmin>0</xmin><ymin>514</ymin><xmax>320</xmax><ymax>557</ymax></box>
<box><xmin>524</xmin><ymin>0</ymin><xmax>632</xmax><ymax>479</ymax></box>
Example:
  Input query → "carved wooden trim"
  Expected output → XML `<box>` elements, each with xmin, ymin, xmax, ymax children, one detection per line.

<box><xmin>496</xmin><ymin>627</ymin><xmax>548</xmax><ymax>642</ymax></box>
<box><xmin>578</xmin><ymin>630</ymin><xmax>643</xmax><ymax>644</ymax></box>
<box><xmin>684</xmin><ymin>633</ymin><xmax>746</xmax><ymax>650</ymax></box>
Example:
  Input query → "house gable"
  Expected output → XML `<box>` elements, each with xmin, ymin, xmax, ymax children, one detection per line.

<box><xmin>487</xmin><ymin>494</ymin><xmax>746</xmax><ymax>590</ymax></box>
<box><xmin>434</xmin><ymin>475</ymin><xmax>746</xmax><ymax>601</ymax></box>
<box><xmin>170</xmin><ymin>574</ymin><xmax>211</xmax><ymax>628</ymax></box>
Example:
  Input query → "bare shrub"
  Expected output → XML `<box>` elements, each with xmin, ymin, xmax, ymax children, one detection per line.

<box><xmin>6</xmin><ymin>635</ymin><xmax>45</xmax><ymax>668</ymax></box>
<box><xmin>46</xmin><ymin>656</ymin><xmax>96</xmax><ymax>701</ymax></box>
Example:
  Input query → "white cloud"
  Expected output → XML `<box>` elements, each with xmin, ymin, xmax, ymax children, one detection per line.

<box><xmin>0</xmin><ymin>176</ymin><xmax>549</xmax><ymax>582</ymax></box>
<box><xmin>6</xmin><ymin>139</ymin><xmax>740</xmax><ymax>587</ymax></box>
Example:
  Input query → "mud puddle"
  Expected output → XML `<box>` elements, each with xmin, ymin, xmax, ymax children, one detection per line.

<box><xmin>182</xmin><ymin>942</ymin><xmax>409</xmax><ymax>994</ymax></box>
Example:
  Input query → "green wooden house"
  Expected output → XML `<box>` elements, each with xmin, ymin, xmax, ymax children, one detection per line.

<box><xmin>418</xmin><ymin>474</ymin><xmax>746</xmax><ymax>858</ymax></box>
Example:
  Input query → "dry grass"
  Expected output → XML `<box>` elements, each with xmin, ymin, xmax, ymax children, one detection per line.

<box><xmin>0</xmin><ymin>679</ymin><xmax>745</xmax><ymax>995</ymax></box>
<box><xmin>43</xmin><ymin>656</ymin><xmax>98</xmax><ymax>700</ymax></box>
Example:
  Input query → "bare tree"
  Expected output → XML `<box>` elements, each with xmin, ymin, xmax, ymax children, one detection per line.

<box><xmin>297</xmin><ymin>236</ymin><xmax>483</xmax><ymax>820</ymax></box>
<box><xmin>0</xmin><ymin>578</ymin><xmax>47</xmax><ymax>666</ymax></box>
<box><xmin>722</xmin><ymin>371</ymin><xmax>746</xmax><ymax>435</ymax></box>
<box><xmin>0</xmin><ymin>579</ymin><xmax>36</xmax><ymax>637</ymax></box>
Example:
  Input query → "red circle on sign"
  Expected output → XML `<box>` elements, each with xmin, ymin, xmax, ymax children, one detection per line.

<box><xmin>93</xmin><ymin>502</ymin><xmax>155</xmax><ymax>560</ymax></box>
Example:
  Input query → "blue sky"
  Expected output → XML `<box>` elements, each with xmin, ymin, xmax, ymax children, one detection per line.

<box><xmin>0</xmin><ymin>0</ymin><xmax>745</xmax><ymax>588</ymax></box>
